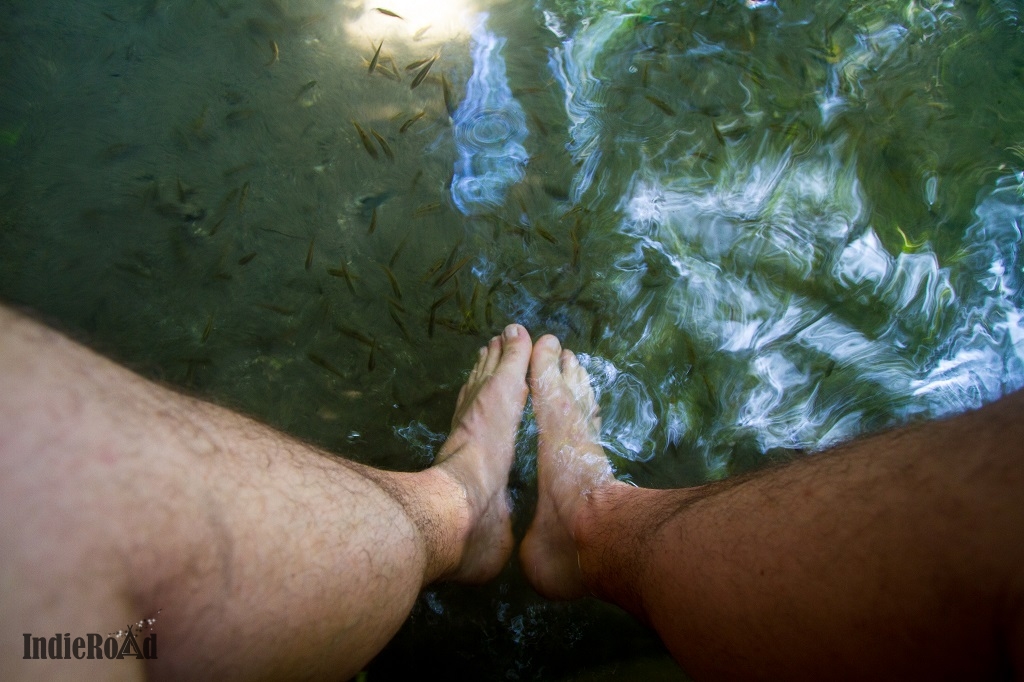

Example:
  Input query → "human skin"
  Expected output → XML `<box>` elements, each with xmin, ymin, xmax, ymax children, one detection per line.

<box><xmin>6</xmin><ymin>301</ymin><xmax>1024</xmax><ymax>681</ymax></box>
<box><xmin>0</xmin><ymin>304</ymin><xmax>533</xmax><ymax>681</ymax></box>
<box><xmin>522</xmin><ymin>334</ymin><xmax>1024</xmax><ymax>681</ymax></box>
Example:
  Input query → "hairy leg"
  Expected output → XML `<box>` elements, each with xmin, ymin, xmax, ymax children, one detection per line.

<box><xmin>0</xmin><ymin>305</ymin><xmax>531</xmax><ymax>681</ymax></box>
<box><xmin>523</xmin><ymin>334</ymin><xmax>1024</xmax><ymax>681</ymax></box>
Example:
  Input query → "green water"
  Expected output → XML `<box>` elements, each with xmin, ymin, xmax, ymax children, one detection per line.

<box><xmin>2</xmin><ymin>0</ymin><xmax>1023</xmax><ymax>679</ymax></box>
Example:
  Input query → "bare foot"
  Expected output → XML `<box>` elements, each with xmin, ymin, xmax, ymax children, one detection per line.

<box><xmin>432</xmin><ymin>323</ymin><xmax>532</xmax><ymax>583</ymax></box>
<box><xmin>520</xmin><ymin>335</ymin><xmax>620</xmax><ymax>599</ymax></box>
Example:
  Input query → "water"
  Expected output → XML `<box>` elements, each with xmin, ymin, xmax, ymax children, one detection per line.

<box><xmin>1</xmin><ymin>0</ymin><xmax>1023</xmax><ymax>678</ymax></box>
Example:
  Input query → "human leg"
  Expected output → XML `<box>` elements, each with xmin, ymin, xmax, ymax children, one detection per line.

<box><xmin>522</xmin><ymin>334</ymin><xmax>1024</xmax><ymax>681</ymax></box>
<box><xmin>0</xmin><ymin>304</ymin><xmax>531</xmax><ymax>681</ymax></box>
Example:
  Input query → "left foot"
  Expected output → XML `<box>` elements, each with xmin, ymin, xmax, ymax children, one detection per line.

<box><xmin>432</xmin><ymin>323</ymin><xmax>532</xmax><ymax>583</ymax></box>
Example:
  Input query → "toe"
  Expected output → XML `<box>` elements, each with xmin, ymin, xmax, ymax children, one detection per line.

<box><xmin>529</xmin><ymin>335</ymin><xmax>563</xmax><ymax>390</ymax></box>
<box><xmin>565</xmin><ymin>358</ymin><xmax>593</xmax><ymax>399</ymax></box>
<box><xmin>493</xmin><ymin>324</ymin><xmax>532</xmax><ymax>381</ymax></box>
<box><xmin>483</xmin><ymin>336</ymin><xmax>502</xmax><ymax>376</ymax></box>
<box><xmin>560</xmin><ymin>349</ymin><xmax>577</xmax><ymax>372</ymax></box>
<box><xmin>468</xmin><ymin>346</ymin><xmax>487</xmax><ymax>382</ymax></box>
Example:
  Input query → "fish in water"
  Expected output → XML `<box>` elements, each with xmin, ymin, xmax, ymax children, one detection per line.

<box><xmin>405</xmin><ymin>57</ymin><xmax>432</xmax><ymax>71</ymax></box>
<box><xmin>644</xmin><ymin>94</ymin><xmax>675</xmax><ymax>116</ymax></box>
<box><xmin>327</xmin><ymin>263</ymin><xmax>358</xmax><ymax>294</ymax></box>
<box><xmin>352</xmin><ymin>121</ymin><xmax>379</xmax><ymax>160</ymax></box>
<box><xmin>442</xmin><ymin>74</ymin><xmax>456</xmax><ymax>117</ymax></box>
<box><xmin>379</xmin><ymin>263</ymin><xmax>402</xmax><ymax>299</ymax></box>
<box><xmin>336</xmin><ymin>324</ymin><xmax>374</xmax><ymax>347</ymax></box>
<box><xmin>434</xmin><ymin>255</ymin><xmax>471</xmax><ymax>288</ymax></box>
<box><xmin>400</xmin><ymin>111</ymin><xmax>426</xmax><ymax>134</ymax></box>
<box><xmin>374</xmin><ymin>8</ymin><xmax>403</xmax><ymax>19</ymax></box>
<box><xmin>368</xmin><ymin>40</ymin><xmax>382</xmax><ymax>74</ymax></box>
<box><xmin>295</xmin><ymin>80</ymin><xmax>318</xmax><ymax>101</ymax></box>
<box><xmin>238</xmin><ymin>181</ymin><xmax>251</xmax><ymax>212</ymax></box>
<box><xmin>371</xmin><ymin>129</ymin><xmax>394</xmax><ymax>161</ymax></box>
<box><xmin>410</xmin><ymin>56</ymin><xmax>437</xmax><ymax>90</ymax></box>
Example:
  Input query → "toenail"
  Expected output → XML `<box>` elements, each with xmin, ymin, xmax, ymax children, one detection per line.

<box><xmin>504</xmin><ymin>324</ymin><xmax>519</xmax><ymax>339</ymax></box>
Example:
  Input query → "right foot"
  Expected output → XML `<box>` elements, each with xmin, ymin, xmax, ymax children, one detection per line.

<box><xmin>520</xmin><ymin>335</ymin><xmax>621</xmax><ymax>599</ymax></box>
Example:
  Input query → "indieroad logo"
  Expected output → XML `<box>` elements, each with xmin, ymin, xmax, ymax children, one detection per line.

<box><xmin>23</xmin><ymin>611</ymin><xmax>160</xmax><ymax>661</ymax></box>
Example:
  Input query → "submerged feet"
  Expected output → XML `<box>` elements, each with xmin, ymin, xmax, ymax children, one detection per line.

<box><xmin>520</xmin><ymin>335</ymin><xmax>619</xmax><ymax>599</ymax></box>
<box><xmin>433</xmin><ymin>324</ymin><xmax>532</xmax><ymax>584</ymax></box>
<box><xmin>429</xmin><ymin>329</ymin><xmax>620</xmax><ymax>597</ymax></box>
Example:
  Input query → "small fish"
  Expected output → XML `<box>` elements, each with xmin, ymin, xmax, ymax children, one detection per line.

<box><xmin>428</xmin><ymin>289</ymin><xmax>456</xmax><ymax>338</ymax></box>
<box><xmin>209</xmin><ymin>218</ymin><xmax>225</xmax><ymax>236</ymax></box>
<box><xmin>327</xmin><ymin>264</ymin><xmax>358</xmax><ymax>294</ymax></box>
<box><xmin>387</xmin><ymin>297</ymin><xmax>406</xmax><ymax>313</ymax></box>
<box><xmin>238</xmin><ymin>252</ymin><xmax>257</xmax><ymax>265</ymax></box>
<box><xmin>414</xmin><ymin>201</ymin><xmax>441</xmax><ymax>216</ymax></box>
<box><xmin>335</xmin><ymin>325</ymin><xmax>375</xmax><ymax>347</ymax></box>
<box><xmin>421</xmin><ymin>257</ymin><xmax>445</xmax><ymax>282</ymax></box>
<box><xmin>238</xmin><ymin>181</ymin><xmax>250</xmax><ymax>212</ymax></box>
<box><xmin>410</xmin><ymin>56</ymin><xmax>437</xmax><ymax>90</ymax></box>
<box><xmin>711</xmin><ymin>119</ymin><xmax>725</xmax><ymax>146</ymax></box>
<box><xmin>469</xmin><ymin>284</ymin><xmax>480</xmax><ymax>317</ymax></box>
<box><xmin>367</xmin><ymin>342</ymin><xmax>376</xmax><ymax>372</ymax></box>
<box><xmin>389</xmin><ymin>235</ymin><xmax>409</xmax><ymax>268</ymax></box>
<box><xmin>536</xmin><ymin>226</ymin><xmax>558</xmax><ymax>245</ymax></box>
<box><xmin>201</xmin><ymin>314</ymin><xmax>214</xmax><ymax>343</ymax></box>
<box><xmin>368</xmin><ymin>40</ymin><xmax>383</xmax><ymax>74</ymax></box>
<box><xmin>434</xmin><ymin>255</ymin><xmax>471</xmax><ymax>288</ymax></box>
<box><xmin>371</xmin><ymin>129</ymin><xmax>394</xmax><ymax>161</ymax></box>
<box><xmin>644</xmin><ymin>94</ymin><xmax>675</xmax><ymax>116</ymax></box>
<box><xmin>367</xmin><ymin>207</ymin><xmax>378</xmax><ymax>235</ymax></box>
<box><xmin>441</xmin><ymin>74</ymin><xmax>455</xmax><ymax>117</ymax></box>
<box><xmin>570</xmin><ymin>221</ymin><xmax>581</xmax><ymax>270</ymax></box>
<box><xmin>352</xmin><ymin>121</ymin><xmax>379</xmax><ymax>160</ymax></box>
<box><xmin>379</xmin><ymin>264</ymin><xmax>402</xmax><ymax>299</ymax></box>
<box><xmin>413</xmin><ymin>25</ymin><xmax>431</xmax><ymax>40</ymax></box>
<box><xmin>295</xmin><ymin>79</ymin><xmax>318</xmax><ymax>101</ymax></box>
<box><xmin>388</xmin><ymin>306</ymin><xmax>411</xmax><ymax>341</ymax></box>
<box><xmin>373</xmin><ymin>7</ymin><xmax>403</xmax><ymax>19</ymax></box>
<box><xmin>266</xmin><ymin>39</ymin><xmax>279</xmax><ymax>66</ymax></box>
<box><xmin>305</xmin><ymin>237</ymin><xmax>315</xmax><ymax>270</ymax></box>
<box><xmin>308</xmin><ymin>353</ymin><xmax>345</xmax><ymax>378</ymax></box>
<box><xmin>400</xmin><ymin>111</ymin><xmax>426</xmax><ymax>134</ymax></box>
<box><xmin>641</xmin><ymin>62</ymin><xmax>649</xmax><ymax>87</ymax></box>
<box><xmin>258</xmin><ymin>303</ymin><xmax>295</xmax><ymax>316</ymax></box>
<box><xmin>405</xmin><ymin>57</ymin><xmax>432</xmax><ymax>71</ymax></box>
<box><xmin>376</xmin><ymin>63</ymin><xmax>401</xmax><ymax>82</ymax></box>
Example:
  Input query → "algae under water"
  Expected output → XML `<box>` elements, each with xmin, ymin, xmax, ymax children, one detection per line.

<box><xmin>1</xmin><ymin>0</ymin><xmax>1023</xmax><ymax>679</ymax></box>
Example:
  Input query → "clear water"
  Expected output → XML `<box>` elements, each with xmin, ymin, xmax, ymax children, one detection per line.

<box><xmin>2</xmin><ymin>0</ymin><xmax>1023</xmax><ymax>678</ymax></box>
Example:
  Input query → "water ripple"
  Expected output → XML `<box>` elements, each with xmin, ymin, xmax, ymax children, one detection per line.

<box><xmin>450</xmin><ymin>14</ymin><xmax>529</xmax><ymax>216</ymax></box>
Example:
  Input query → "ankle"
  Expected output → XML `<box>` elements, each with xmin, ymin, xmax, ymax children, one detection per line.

<box><xmin>418</xmin><ymin>467</ymin><xmax>474</xmax><ymax>583</ymax></box>
<box><xmin>574</xmin><ymin>482</ymin><xmax>651</xmax><ymax>619</ymax></box>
